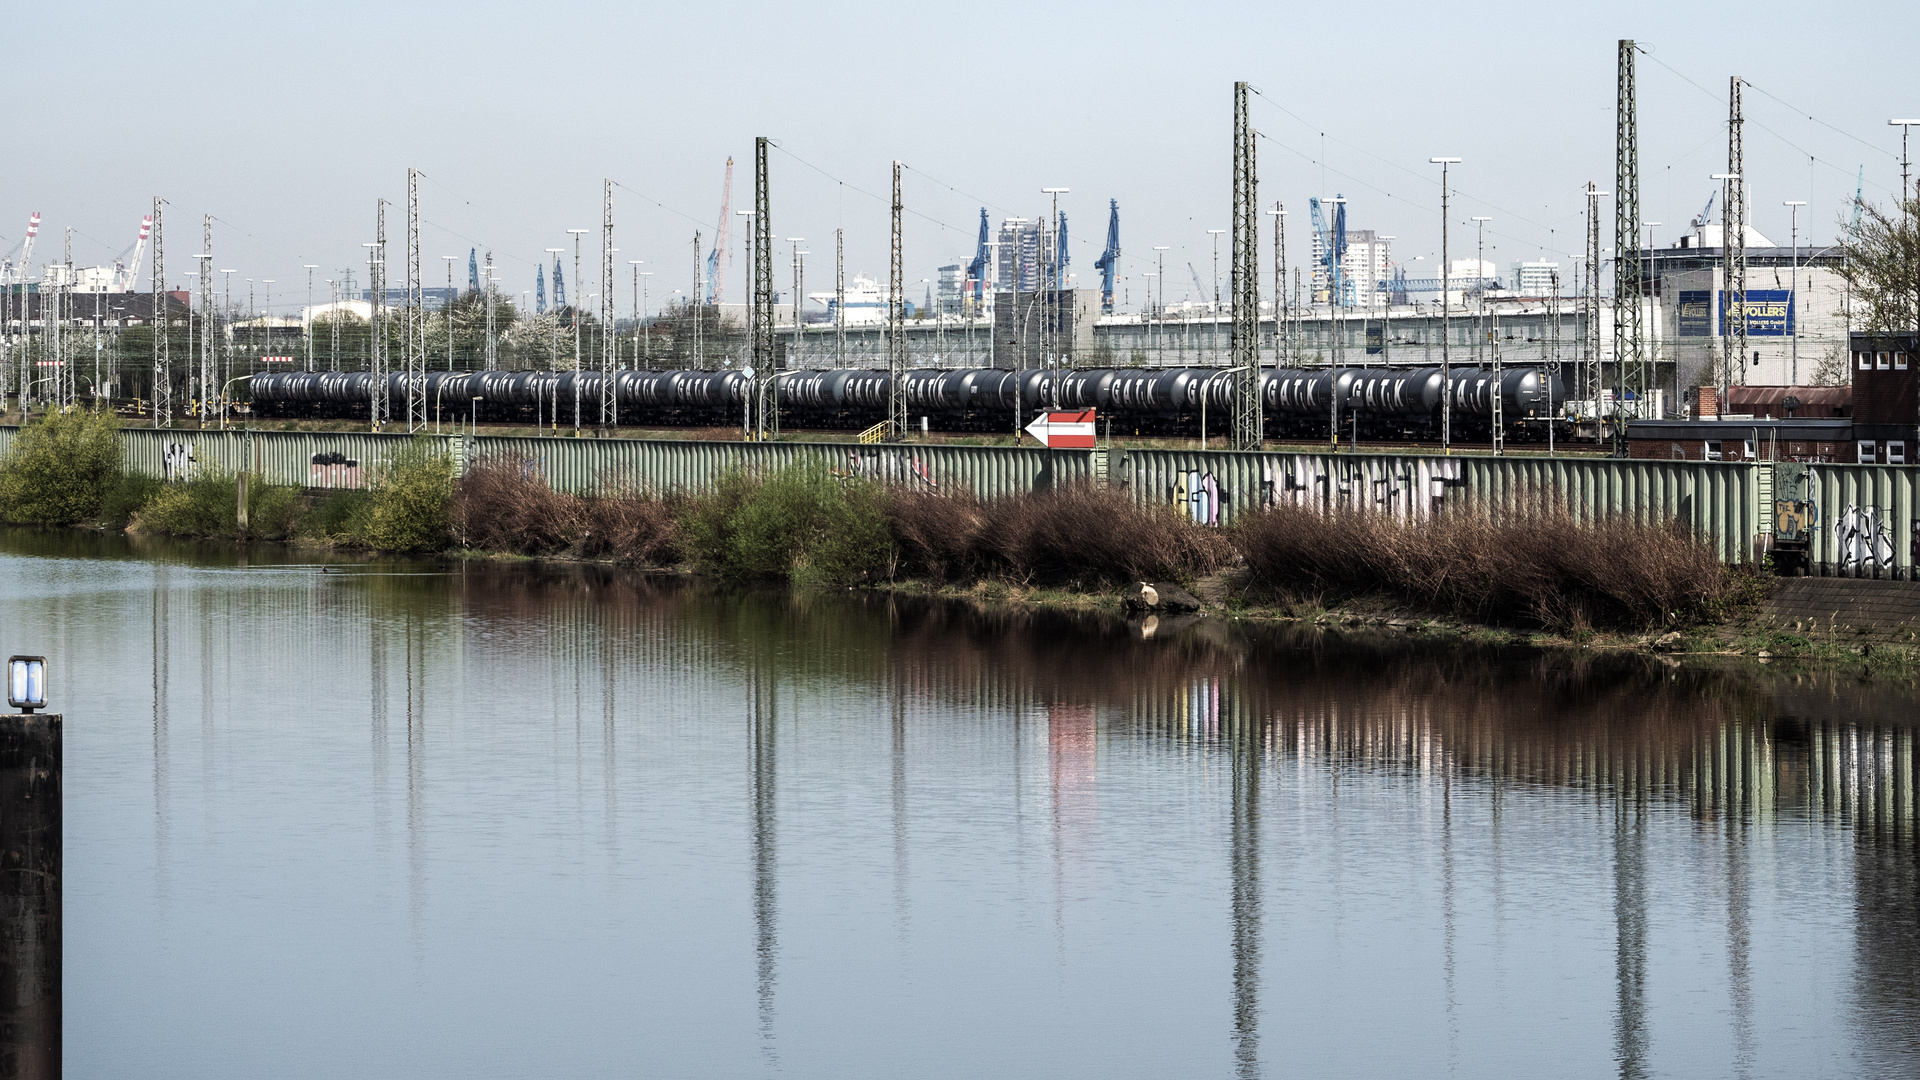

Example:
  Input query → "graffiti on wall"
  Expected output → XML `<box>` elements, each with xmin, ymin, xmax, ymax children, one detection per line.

<box><xmin>1834</xmin><ymin>504</ymin><xmax>1896</xmax><ymax>570</ymax></box>
<box><xmin>841</xmin><ymin>449</ymin><xmax>938</xmax><ymax>489</ymax></box>
<box><xmin>1169</xmin><ymin>471</ymin><xmax>1228</xmax><ymax>525</ymax></box>
<box><xmin>309</xmin><ymin>451</ymin><xmax>364</xmax><ymax>489</ymax></box>
<box><xmin>161</xmin><ymin>442</ymin><xmax>196</xmax><ymax>481</ymax></box>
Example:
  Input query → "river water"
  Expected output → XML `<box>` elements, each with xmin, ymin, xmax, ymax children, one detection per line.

<box><xmin>4</xmin><ymin>528</ymin><xmax>1915</xmax><ymax>1079</ymax></box>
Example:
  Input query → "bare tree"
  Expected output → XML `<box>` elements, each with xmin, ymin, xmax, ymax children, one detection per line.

<box><xmin>1839</xmin><ymin>197</ymin><xmax>1919</xmax><ymax>335</ymax></box>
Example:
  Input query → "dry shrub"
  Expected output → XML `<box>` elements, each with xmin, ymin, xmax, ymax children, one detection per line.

<box><xmin>578</xmin><ymin>486</ymin><xmax>684</xmax><ymax>564</ymax></box>
<box><xmin>891</xmin><ymin>482</ymin><xmax>1233</xmax><ymax>586</ymax></box>
<box><xmin>1234</xmin><ymin>502</ymin><xmax>1734</xmax><ymax>630</ymax></box>
<box><xmin>452</xmin><ymin>458</ymin><xmax>583</xmax><ymax>553</ymax></box>
<box><xmin>452</xmin><ymin>457</ymin><xmax>681</xmax><ymax>564</ymax></box>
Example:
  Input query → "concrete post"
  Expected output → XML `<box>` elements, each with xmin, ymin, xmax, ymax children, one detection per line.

<box><xmin>0</xmin><ymin>713</ymin><xmax>60</xmax><ymax>1079</ymax></box>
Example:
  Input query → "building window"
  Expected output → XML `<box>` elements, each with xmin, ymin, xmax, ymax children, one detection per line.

<box><xmin>1706</xmin><ymin>442</ymin><xmax>1723</xmax><ymax>461</ymax></box>
<box><xmin>1891</xmin><ymin>442</ymin><xmax>1908</xmax><ymax>465</ymax></box>
<box><xmin>1859</xmin><ymin>351</ymin><xmax>1870</xmax><ymax>370</ymax></box>
<box><xmin>1745</xmin><ymin>440</ymin><xmax>1757</xmax><ymax>460</ymax></box>
<box><xmin>1878</xmin><ymin>351</ymin><xmax>1891</xmax><ymax>370</ymax></box>
<box><xmin>1859</xmin><ymin>440</ymin><xmax>1877</xmax><ymax>462</ymax></box>
<box><xmin>1899</xmin><ymin>352</ymin><xmax>1911</xmax><ymax>371</ymax></box>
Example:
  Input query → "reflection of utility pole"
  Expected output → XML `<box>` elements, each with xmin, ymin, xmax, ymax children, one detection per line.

<box><xmin>1613</xmin><ymin>800</ymin><xmax>1648</xmax><ymax>1080</ymax></box>
<box><xmin>1228</xmin><ymin>722</ymin><xmax>1262</xmax><ymax>1078</ymax></box>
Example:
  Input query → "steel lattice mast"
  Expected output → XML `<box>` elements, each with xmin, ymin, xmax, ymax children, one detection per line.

<box><xmin>200</xmin><ymin>215</ymin><xmax>214</xmax><ymax>428</ymax></box>
<box><xmin>1613</xmin><ymin>40</ymin><xmax>1643</xmax><ymax>441</ymax></box>
<box><xmin>602</xmin><ymin>178</ymin><xmax>615</xmax><ymax>430</ymax></box>
<box><xmin>1583</xmin><ymin>183</ymin><xmax>1604</xmax><ymax>407</ymax></box>
<box><xmin>1230</xmin><ymin>81</ymin><xmax>1262</xmax><ymax>450</ymax></box>
<box><xmin>753</xmin><ymin>138</ymin><xmax>774</xmax><ymax>437</ymax></box>
<box><xmin>407</xmin><ymin>169</ymin><xmax>424</xmax><ymax>432</ymax></box>
<box><xmin>889</xmin><ymin>160</ymin><xmax>907</xmax><ymax>440</ymax></box>
<box><xmin>371</xmin><ymin>199</ymin><xmax>387</xmax><ymax>431</ymax></box>
<box><xmin>1726</xmin><ymin>76</ymin><xmax>1747</xmax><ymax>392</ymax></box>
<box><xmin>151</xmin><ymin>197</ymin><xmax>169</xmax><ymax>427</ymax></box>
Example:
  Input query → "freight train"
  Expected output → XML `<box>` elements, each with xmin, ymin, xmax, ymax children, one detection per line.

<box><xmin>246</xmin><ymin>365</ymin><xmax>1565</xmax><ymax>441</ymax></box>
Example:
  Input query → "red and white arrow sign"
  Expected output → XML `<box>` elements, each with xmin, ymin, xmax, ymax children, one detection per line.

<box><xmin>1024</xmin><ymin>409</ymin><xmax>1097</xmax><ymax>449</ymax></box>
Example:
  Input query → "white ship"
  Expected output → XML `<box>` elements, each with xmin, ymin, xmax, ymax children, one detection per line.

<box><xmin>807</xmin><ymin>274</ymin><xmax>888</xmax><ymax>326</ymax></box>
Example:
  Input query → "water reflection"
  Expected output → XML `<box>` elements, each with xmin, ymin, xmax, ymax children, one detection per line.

<box><xmin>6</xmin><ymin>526</ymin><xmax>1918</xmax><ymax>1079</ymax></box>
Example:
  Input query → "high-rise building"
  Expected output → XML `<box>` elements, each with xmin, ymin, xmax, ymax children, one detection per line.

<box><xmin>996</xmin><ymin>218</ymin><xmax>1045</xmax><ymax>293</ymax></box>
<box><xmin>936</xmin><ymin>264</ymin><xmax>965</xmax><ymax>316</ymax></box>
<box><xmin>1509</xmin><ymin>260</ymin><xmax>1561</xmax><ymax>297</ymax></box>
<box><xmin>1311</xmin><ymin>228</ymin><xmax>1392</xmax><ymax>307</ymax></box>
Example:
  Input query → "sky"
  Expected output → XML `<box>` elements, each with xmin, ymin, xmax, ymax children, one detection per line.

<box><xmin>5</xmin><ymin>0</ymin><xmax>1918</xmax><ymax>315</ymax></box>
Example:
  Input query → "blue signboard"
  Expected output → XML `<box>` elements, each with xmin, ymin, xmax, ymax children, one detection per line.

<box><xmin>1721</xmin><ymin>289</ymin><xmax>1795</xmax><ymax>337</ymax></box>
<box><xmin>1678</xmin><ymin>290</ymin><xmax>1713</xmax><ymax>337</ymax></box>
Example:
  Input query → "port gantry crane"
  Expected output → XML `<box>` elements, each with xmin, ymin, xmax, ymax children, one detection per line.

<box><xmin>967</xmin><ymin>208</ymin><xmax>990</xmax><ymax>311</ymax></box>
<box><xmin>1093</xmin><ymin>199</ymin><xmax>1120</xmax><ymax>315</ymax></box>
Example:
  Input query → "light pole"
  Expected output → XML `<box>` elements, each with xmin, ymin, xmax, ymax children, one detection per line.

<box><xmin>1893</xmin><ymin>120</ymin><xmax>1920</xmax><ymax>332</ymax></box>
<box><xmin>639</xmin><ymin>272</ymin><xmax>654</xmax><ymax>366</ymax></box>
<box><xmin>1152</xmin><ymin>245</ymin><xmax>1169</xmax><ymax>366</ymax></box>
<box><xmin>440</xmin><ymin>256</ymin><xmax>456</xmax><ymax>371</ymax></box>
<box><xmin>1640</xmin><ymin>223</ymin><xmax>1660</xmax><ymax>403</ymax></box>
<box><xmin>786</xmin><ymin>238</ymin><xmax>804</xmax><ymax>369</ymax></box>
<box><xmin>1198</xmin><ymin>365</ymin><xmax>1250</xmax><ymax>450</ymax></box>
<box><xmin>302</xmin><ymin>266</ymin><xmax>316</xmax><ymax>371</ymax></box>
<box><xmin>1784</xmin><ymin>201</ymin><xmax>1805</xmax><ymax>385</ymax></box>
<box><xmin>1471</xmin><ymin>216</ymin><xmax>1491</xmax><ymax>370</ymax></box>
<box><xmin>628</xmin><ymin>260</ymin><xmax>643</xmax><ymax>369</ymax></box>
<box><xmin>1378</xmin><ymin>235</ymin><xmax>1395</xmax><ymax>364</ymax></box>
<box><xmin>567</xmin><ymin>229</ymin><xmax>590</xmax><ymax>431</ymax></box>
<box><xmin>1430</xmin><ymin>157</ymin><xmax>1461</xmax><ymax>452</ymax></box>
<box><xmin>1207</xmin><ymin>228</ymin><xmax>1226</xmax><ymax>364</ymax></box>
<box><xmin>1042</xmin><ymin>188</ymin><xmax>1069</xmax><ymax>393</ymax></box>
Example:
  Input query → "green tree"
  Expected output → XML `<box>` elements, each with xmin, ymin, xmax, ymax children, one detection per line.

<box><xmin>1839</xmin><ymin>197</ymin><xmax>1920</xmax><ymax>335</ymax></box>
<box><xmin>0</xmin><ymin>410</ymin><xmax>126</xmax><ymax>525</ymax></box>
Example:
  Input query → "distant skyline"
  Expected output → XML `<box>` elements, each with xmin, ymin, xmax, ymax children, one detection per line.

<box><xmin>6</xmin><ymin>0</ymin><xmax>1918</xmax><ymax>314</ymax></box>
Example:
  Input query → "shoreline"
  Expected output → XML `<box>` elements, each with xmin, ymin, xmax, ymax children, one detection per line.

<box><xmin>8</xmin><ymin>518</ymin><xmax>1907</xmax><ymax>675</ymax></box>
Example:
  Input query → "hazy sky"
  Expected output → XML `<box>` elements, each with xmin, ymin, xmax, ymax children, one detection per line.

<box><xmin>6</xmin><ymin>0</ymin><xmax>1918</xmax><ymax>314</ymax></box>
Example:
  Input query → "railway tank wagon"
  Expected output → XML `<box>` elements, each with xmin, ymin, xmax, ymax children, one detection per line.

<box><xmin>248</xmin><ymin>364</ymin><xmax>1566</xmax><ymax>441</ymax></box>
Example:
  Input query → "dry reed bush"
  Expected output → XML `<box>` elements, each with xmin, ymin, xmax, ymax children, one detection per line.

<box><xmin>577</xmin><ymin>486</ymin><xmax>684</xmax><ymax>564</ymax></box>
<box><xmin>452</xmin><ymin>459</ymin><xmax>583</xmax><ymax>553</ymax></box>
<box><xmin>891</xmin><ymin>483</ymin><xmax>1233</xmax><ymax>586</ymax></box>
<box><xmin>452</xmin><ymin>458</ymin><xmax>683</xmax><ymax>564</ymax></box>
<box><xmin>1235</xmin><ymin>502</ymin><xmax>1735</xmax><ymax>630</ymax></box>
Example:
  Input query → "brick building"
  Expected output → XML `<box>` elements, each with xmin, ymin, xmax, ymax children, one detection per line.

<box><xmin>1627</xmin><ymin>331</ymin><xmax>1914</xmax><ymax>463</ymax></box>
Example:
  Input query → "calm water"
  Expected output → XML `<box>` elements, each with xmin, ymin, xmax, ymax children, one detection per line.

<box><xmin>4</xmin><ymin>528</ymin><xmax>1915</xmax><ymax>1079</ymax></box>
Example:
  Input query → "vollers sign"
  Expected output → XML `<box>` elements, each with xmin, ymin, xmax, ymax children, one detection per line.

<box><xmin>1024</xmin><ymin>409</ymin><xmax>1097</xmax><ymax>449</ymax></box>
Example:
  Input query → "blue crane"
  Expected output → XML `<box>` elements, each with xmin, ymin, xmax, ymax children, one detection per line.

<box><xmin>1332</xmin><ymin>196</ymin><xmax>1349</xmax><ymax>306</ymax></box>
<box><xmin>553</xmin><ymin>256</ymin><xmax>567</xmax><ymax>309</ymax></box>
<box><xmin>1055</xmin><ymin>211</ymin><xmax>1069</xmax><ymax>289</ymax></box>
<box><xmin>967</xmin><ymin>208</ymin><xmax>991</xmax><ymax>303</ymax></box>
<box><xmin>467</xmin><ymin>249</ymin><xmax>479</xmax><ymax>293</ymax></box>
<box><xmin>1093</xmin><ymin>199</ymin><xmax>1120</xmax><ymax>315</ymax></box>
<box><xmin>535</xmin><ymin>264</ymin><xmax>546</xmax><ymax>314</ymax></box>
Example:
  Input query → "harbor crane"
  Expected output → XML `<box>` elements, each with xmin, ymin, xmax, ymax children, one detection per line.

<box><xmin>111</xmin><ymin>215</ymin><xmax>152</xmax><ymax>292</ymax></box>
<box><xmin>3</xmin><ymin>212</ymin><xmax>40</xmax><ymax>284</ymax></box>
<box><xmin>706</xmin><ymin>157</ymin><xmax>733</xmax><ymax>304</ymax></box>
<box><xmin>967</xmin><ymin>208</ymin><xmax>990</xmax><ymax>306</ymax></box>
<box><xmin>1093</xmin><ymin>199</ymin><xmax>1119</xmax><ymax>314</ymax></box>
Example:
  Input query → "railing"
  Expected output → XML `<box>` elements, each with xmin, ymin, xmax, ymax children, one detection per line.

<box><xmin>856</xmin><ymin>421</ymin><xmax>892</xmax><ymax>445</ymax></box>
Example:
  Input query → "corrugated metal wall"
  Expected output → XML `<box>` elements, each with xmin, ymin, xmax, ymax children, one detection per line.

<box><xmin>465</xmin><ymin>437</ymin><xmax>1090</xmax><ymax>497</ymax></box>
<box><xmin>1801</xmin><ymin>464</ymin><xmax>1920</xmax><ymax>579</ymax></box>
<box><xmin>0</xmin><ymin>424</ymin><xmax>1858</xmax><ymax>569</ymax></box>
<box><xmin>1116</xmin><ymin>448</ymin><xmax>1764</xmax><ymax>564</ymax></box>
